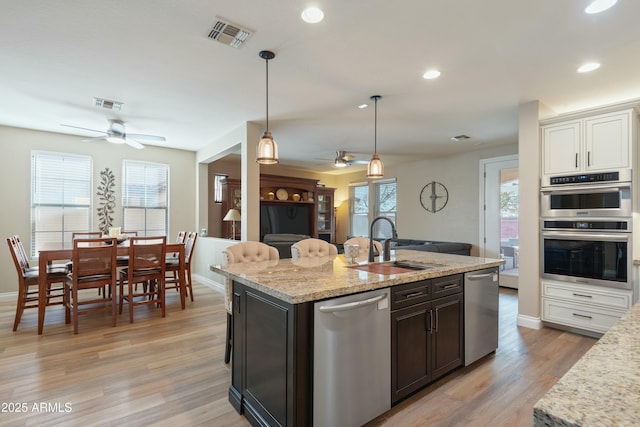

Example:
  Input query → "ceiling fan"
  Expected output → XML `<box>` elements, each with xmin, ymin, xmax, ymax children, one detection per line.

<box><xmin>60</xmin><ymin>119</ymin><xmax>166</xmax><ymax>149</ymax></box>
<box><xmin>333</xmin><ymin>150</ymin><xmax>369</xmax><ymax>168</ymax></box>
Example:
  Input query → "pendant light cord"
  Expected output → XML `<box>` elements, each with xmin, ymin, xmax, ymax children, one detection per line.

<box><xmin>373</xmin><ymin>97</ymin><xmax>378</xmax><ymax>154</ymax></box>
<box><xmin>265</xmin><ymin>58</ymin><xmax>269</xmax><ymax>131</ymax></box>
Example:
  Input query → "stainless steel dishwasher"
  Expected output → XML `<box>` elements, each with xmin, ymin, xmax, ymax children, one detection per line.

<box><xmin>464</xmin><ymin>268</ymin><xmax>499</xmax><ymax>366</ymax></box>
<box><xmin>314</xmin><ymin>287</ymin><xmax>391</xmax><ymax>427</ymax></box>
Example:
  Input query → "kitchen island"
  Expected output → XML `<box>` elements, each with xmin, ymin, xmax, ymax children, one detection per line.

<box><xmin>211</xmin><ymin>250</ymin><xmax>503</xmax><ymax>427</ymax></box>
<box><xmin>533</xmin><ymin>298</ymin><xmax>640</xmax><ymax>426</ymax></box>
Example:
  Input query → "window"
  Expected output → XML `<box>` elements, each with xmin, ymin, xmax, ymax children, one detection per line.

<box><xmin>374</xmin><ymin>179</ymin><xmax>397</xmax><ymax>224</ymax></box>
<box><xmin>122</xmin><ymin>160</ymin><xmax>169</xmax><ymax>236</ymax></box>
<box><xmin>349</xmin><ymin>178</ymin><xmax>397</xmax><ymax>238</ymax></box>
<box><xmin>31</xmin><ymin>151</ymin><xmax>92</xmax><ymax>256</ymax></box>
<box><xmin>349</xmin><ymin>183</ymin><xmax>369</xmax><ymax>237</ymax></box>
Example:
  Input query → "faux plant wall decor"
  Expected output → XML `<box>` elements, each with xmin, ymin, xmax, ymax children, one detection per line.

<box><xmin>97</xmin><ymin>167</ymin><xmax>116</xmax><ymax>234</ymax></box>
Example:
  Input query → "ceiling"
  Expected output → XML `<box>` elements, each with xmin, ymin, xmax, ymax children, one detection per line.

<box><xmin>2</xmin><ymin>0</ymin><xmax>640</xmax><ymax>174</ymax></box>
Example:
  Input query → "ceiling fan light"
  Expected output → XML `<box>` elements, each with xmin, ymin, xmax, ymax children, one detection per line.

<box><xmin>334</xmin><ymin>157</ymin><xmax>349</xmax><ymax>168</ymax></box>
<box><xmin>367</xmin><ymin>153</ymin><xmax>384</xmax><ymax>178</ymax></box>
<box><xmin>106</xmin><ymin>136</ymin><xmax>126</xmax><ymax>144</ymax></box>
<box><xmin>585</xmin><ymin>0</ymin><xmax>617</xmax><ymax>14</ymax></box>
<box><xmin>257</xmin><ymin>131</ymin><xmax>279</xmax><ymax>164</ymax></box>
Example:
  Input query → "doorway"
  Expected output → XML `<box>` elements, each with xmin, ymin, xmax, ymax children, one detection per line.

<box><xmin>479</xmin><ymin>155</ymin><xmax>519</xmax><ymax>289</ymax></box>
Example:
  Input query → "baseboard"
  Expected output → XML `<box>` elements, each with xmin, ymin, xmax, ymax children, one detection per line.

<box><xmin>517</xmin><ymin>314</ymin><xmax>543</xmax><ymax>330</ymax></box>
<box><xmin>192</xmin><ymin>274</ymin><xmax>224</xmax><ymax>293</ymax></box>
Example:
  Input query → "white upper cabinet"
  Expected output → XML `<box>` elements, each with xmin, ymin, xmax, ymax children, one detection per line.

<box><xmin>542</xmin><ymin>110</ymin><xmax>632</xmax><ymax>178</ymax></box>
<box><xmin>585</xmin><ymin>112</ymin><xmax>630</xmax><ymax>171</ymax></box>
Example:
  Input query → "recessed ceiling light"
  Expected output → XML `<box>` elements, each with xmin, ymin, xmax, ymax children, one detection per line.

<box><xmin>585</xmin><ymin>0</ymin><xmax>617</xmax><ymax>14</ymax></box>
<box><xmin>358</xmin><ymin>103</ymin><xmax>368</xmax><ymax>109</ymax></box>
<box><xmin>577</xmin><ymin>62</ymin><xmax>601</xmax><ymax>73</ymax></box>
<box><xmin>422</xmin><ymin>69</ymin><xmax>441</xmax><ymax>80</ymax></box>
<box><xmin>301</xmin><ymin>7</ymin><xmax>324</xmax><ymax>23</ymax></box>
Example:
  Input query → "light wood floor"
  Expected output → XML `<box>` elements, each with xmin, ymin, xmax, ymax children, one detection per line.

<box><xmin>0</xmin><ymin>284</ymin><xmax>595</xmax><ymax>427</ymax></box>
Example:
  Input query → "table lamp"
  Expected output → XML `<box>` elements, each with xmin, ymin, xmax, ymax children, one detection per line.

<box><xmin>223</xmin><ymin>208</ymin><xmax>241</xmax><ymax>240</ymax></box>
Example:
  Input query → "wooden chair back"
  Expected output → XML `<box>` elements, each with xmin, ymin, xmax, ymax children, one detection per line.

<box><xmin>71</xmin><ymin>237</ymin><xmax>117</xmax><ymax>280</ymax></box>
<box><xmin>8</xmin><ymin>236</ymin><xmax>30</xmax><ymax>273</ymax></box>
<box><xmin>184</xmin><ymin>232</ymin><xmax>197</xmax><ymax>265</ymax></box>
<box><xmin>129</xmin><ymin>236</ymin><xmax>167</xmax><ymax>275</ymax></box>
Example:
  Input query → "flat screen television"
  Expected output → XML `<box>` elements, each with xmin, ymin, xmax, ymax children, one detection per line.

<box><xmin>260</xmin><ymin>204</ymin><xmax>310</xmax><ymax>240</ymax></box>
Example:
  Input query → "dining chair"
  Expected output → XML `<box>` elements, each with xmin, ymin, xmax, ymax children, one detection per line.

<box><xmin>221</xmin><ymin>241</ymin><xmax>279</xmax><ymax>363</ymax></box>
<box><xmin>344</xmin><ymin>237</ymin><xmax>382</xmax><ymax>257</ymax></box>
<box><xmin>119</xmin><ymin>236</ymin><xmax>167</xmax><ymax>323</ymax></box>
<box><xmin>7</xmin><ymin>236</ymin><xmax>67</xmax><ymax>331</ymax></box>
<box><xmin>64</xmin><ymin>237</ymin><xmax>118</xmax><ymax>334</ymax></box>
<box><xmin>291</xmin><ymin>238</ymin><xmax>338</xmax><ymax>259</ymax></box>
<box><xmin>165</xmin><ymin>232</ymin><xmax>197</xmax><ymax>302</ymax></box>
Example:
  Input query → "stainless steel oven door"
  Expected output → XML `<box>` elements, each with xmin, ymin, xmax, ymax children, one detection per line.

<box><xmin>541</xmin><ymin>230</ymin><xmax>631</xmax><ymax>290</ymax></box>
<box><xmin>540</xmin><ymin>182</ymin><xmax>631</xmax><ymax>218</ymax></box>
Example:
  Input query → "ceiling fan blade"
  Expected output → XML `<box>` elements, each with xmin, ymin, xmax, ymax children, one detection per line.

<box><xmin>126</xmin><ymin>133</ymin><xmax>166</xmax><ymax>142</ymax></box>
<box><xmin>124</xmin><ymin>138</ymin><xmax>145</xmax><ymax>150</ymax></box>
<box><xmin>81</xmin><ymin>136</ymin><xmax>107</xmax><ymax>142</ymax></box>
<box><xmin>350</xmin><ymin>160</ymin><xmax>369</xmax><ymax>165</ymax></box>
<box><xmin>60</xmin><ymin>124</ymin><xmax>106</xmax><ymax>134</ymax></box>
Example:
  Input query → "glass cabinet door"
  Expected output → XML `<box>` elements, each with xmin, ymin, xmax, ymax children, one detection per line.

<box><xmin>317</xmin><ymin>188</ymin><xmax>335</xmax><ymax>242</ymax></box>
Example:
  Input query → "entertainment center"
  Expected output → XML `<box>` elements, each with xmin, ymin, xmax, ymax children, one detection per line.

<box><xmin>222</xmin><ymin>174</ymin><xmax>335</xmax><ymax>243</ymax></box>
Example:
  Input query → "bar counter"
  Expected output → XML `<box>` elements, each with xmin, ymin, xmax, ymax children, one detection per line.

<box><xmin>533</xmin><ymin>298</ymin><xmax>640</xmax><ymax>426</ymax></box>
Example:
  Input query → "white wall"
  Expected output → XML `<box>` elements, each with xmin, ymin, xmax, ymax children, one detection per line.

<box><xmin>0</xmin><ymin>125</ymin><xmax>196</xmax><ymax>294</ymax></box>
<box><xmin>517</xmin><ymin>101</ymin><xmax>546</xmax><ymax>328</ymax></box>
<box><xmin>386</xmin><ymin>144</ymin><xmax>518</xmax><ymax>255</ymax></box>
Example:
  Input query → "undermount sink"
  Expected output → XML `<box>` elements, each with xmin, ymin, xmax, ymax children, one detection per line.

<box><xmin>391</xmin><ymin>261</ymin><xmax>444</xmax><ymax>270</ymax></box>
<box><xmin>348</xmin><ymin>260</ymin><xmax>444</xmax><ymax>275</ymax></box>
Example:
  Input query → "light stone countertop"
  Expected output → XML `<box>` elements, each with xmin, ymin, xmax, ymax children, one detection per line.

<box><xmin>533</xmin><ymin>300</ymin><xmax>640</xmax><ymax>426</ymax></box>
<box><xmin>210</xmin><ymin>250</ymin><xmax>503</xmax><ymax>304</ymax></box>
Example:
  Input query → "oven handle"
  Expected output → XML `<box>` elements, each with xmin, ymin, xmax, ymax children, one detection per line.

<box><xmin>542</xmin><ymin>231</ymin><xmax>630</xmax><ymax>242</ymax></box>
<box><xmin>541</xmin><ymin>184</ymin><xmax>630</xmax><ymax>195</ymax></box>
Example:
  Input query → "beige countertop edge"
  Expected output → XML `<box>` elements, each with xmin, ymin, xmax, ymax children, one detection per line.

<box><xmin>533</xmin><ymin>299</ymin><xmax>640</xmax><ymax>426</ymax></box>
<box><xmin>210</xmin><ymin>253</ymin><xmax>503</xmax><ymax>305</ymax></box>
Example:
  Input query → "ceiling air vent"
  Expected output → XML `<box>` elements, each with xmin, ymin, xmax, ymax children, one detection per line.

<box><xmin>94</xmin><ymin>98</ymin><xmax>123</xmax><ymax>111</ymax></box>
<box><xmin>450</xmin><ymin>134</ymin><xmax>471</xmax><ymax>142</ymax></box>
<box><xmin>208</xmin><ymin>16</ymin><xmax>253</xmax><ymax>49</ymax></box>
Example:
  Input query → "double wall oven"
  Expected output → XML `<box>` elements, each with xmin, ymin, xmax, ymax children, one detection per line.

<box><xmin>541</xmin><ymin>170</ymin><xmax>632</xmax><ymax>290</ymax></box>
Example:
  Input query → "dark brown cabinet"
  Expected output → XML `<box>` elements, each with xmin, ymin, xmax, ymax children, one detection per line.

<box><xmin>391</xmin><ymin>275</ymin><xmax>463</xmax><ymax>404</ymax></box>
<box><xmin>229</xmin><ymin>274</ymin><xmax>464</xmax><ymax>425</ymax></box>
<box><xmin>230</xmin><ymin>281</ymin><xmax>312</xmax><ymax>427</ymax></box>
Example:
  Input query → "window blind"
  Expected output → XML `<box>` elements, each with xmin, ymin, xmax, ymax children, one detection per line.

<box><xmin>31</xmin><ymin>151</ymin><xmax>92</xmax><ymax>256</ymax></box>
<box><xmin>122</xmin><ymin>160</ymin><xmax>169</xmax><ymax>236</ymax></box>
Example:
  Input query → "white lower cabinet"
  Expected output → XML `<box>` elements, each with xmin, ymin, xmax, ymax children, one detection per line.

<box><xmin>541</xmin><ymin>280</ymin><xmax>632</xmax><ymax>334</ymax></box>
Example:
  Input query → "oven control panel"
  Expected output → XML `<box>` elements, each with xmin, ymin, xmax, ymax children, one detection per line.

<box><xmin>549</xmin><ymin>171</ymin><xmax>620</xmax><ymax>185</ymax></box>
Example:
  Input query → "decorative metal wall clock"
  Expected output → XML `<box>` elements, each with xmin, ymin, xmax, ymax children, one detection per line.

<box><xmin>420</xmin><ymin>181</ymin><xmax>449</xmax><ymax>213</ymax></box>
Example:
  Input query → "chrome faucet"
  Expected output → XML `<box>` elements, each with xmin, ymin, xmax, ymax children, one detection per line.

<box><xmin>368</xmin><ymin>216</ymin><xmax>398</xmax><ymax>262</ymax></box>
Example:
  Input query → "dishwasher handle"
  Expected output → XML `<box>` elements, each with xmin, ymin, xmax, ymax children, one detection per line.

<box><xmin>466</xmin><ymin>272</ymin><xmax>494</xmax><ymax>280</ymax></box>
<box><xmin>318</xmin><ymin>293</ymin><xmax>387</xmax><ymax>313</ymax></box>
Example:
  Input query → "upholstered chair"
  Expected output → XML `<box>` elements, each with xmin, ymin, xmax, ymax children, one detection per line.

<box><xmin>221</xmin><ymin>241</ymin><xmax>280</xmax><ymax>363</ymax></box>
<box><xmin>343</xmin><ymin>237</ymin><xmax>382</xmax><ymax>257</ymax></box>
<box><xmin>290</xmin><ymin>238</ymin><xmax>338</xmax><ymax>259</ymax></box>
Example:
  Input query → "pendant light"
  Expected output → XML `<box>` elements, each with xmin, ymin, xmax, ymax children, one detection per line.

<box><xmin>256</xmin><ymin>50</ymin><xmax>279</xmax><ymax>164</ymax></box>
<box><xmin>367</xmin><ymin>95</ymin><xmax>384</xmax><ymax>178</ymax></box>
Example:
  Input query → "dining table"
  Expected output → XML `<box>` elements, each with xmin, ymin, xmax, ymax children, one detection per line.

<box><xmin>37</xmin><ymin>241</ymin><xmax>186</xmax><ymax>335</ymax></box>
